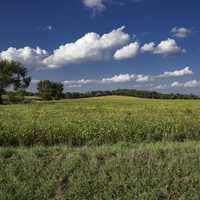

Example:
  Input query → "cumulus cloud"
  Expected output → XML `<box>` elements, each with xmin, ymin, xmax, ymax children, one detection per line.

<box><xmin>113</xmin><ymin>42</ymin><xmax>140</xmax><ymax>60</ymax></box>
<box><xmin>101</xmin><ymin>74</ymin><xmax>151</xmax><ymax>84</ymax></box>
<box><xmin>153</xmin><ymin>79</ymin><xmax>200</xmax><ymax>90</ymax></box>
<box><xmin>141</xmin><ymin>38</ymin><xmax>185</xmax><ymax>55</ymax></box>
<box><xmin>171</xmin><ymin>80</ymin><xmax>200</xmax><ymax>88</ymax></box>
<box><xmin>159</xmin><ymin>67</ymin><xmax>193</xmax><ymax>78</ymax></box>
<box><xmin>43</xmin><ymin>26</ymin><xmax>130</xmax><ymax>68</ymax></box>
<box><xmin>63</xmin><ymin>73</ymin><xmax>151</xmax><ymax>88</ymax></box>
<box><xmin>102</xmin><ymin>74</ymin><xmax>135</xmax><ymax>83</ymax></box>
<box><xmin>31</xmin><ymin>79</ymin><xmax>40</xmax><ymax>84</ymax></box>
<box><xmin>0</xmin><ymin>28</ymin><xmax>187</xmax><ymax>69</ymax></box>
<box><xmin>63</xmin><ymin>79</ymin><xmax>97</xmax><ymax>85</ymax></box>
<box><xmin>83</xmin><ymin>0</ymin><xmax>106</xmax><ymax>12</ymax></box>
<box><xmin>141</xmin><ymin>42</ymin><xmax>155</xmax><ymax>52</ymax></box>
<box><xmin>63</xmin><ymin>66</ymin><xmax>193</xmax><ymax>88</ymax></box>
<box><xmin>171</xmin><ymin>27</ymin><xmax>192</xmax><ymax>38</ymax></box>
<box><xmin>135</xmin><ymin>75</ymin><xmax>150</xmax><ymax>82</ymax></box>
<box><xmin>153</xmin><ymin>84</ymin><xmax>168</xmax><ymax>90</ymax></box>
<box><xmin>0</xmin><ymin>27</ymin><xmax>130</xmax><ymax>69</ymax></box>
<box><xmin>0</xmin><ymin>47</ymin><xmax>48</xmax><ymax>68</ymax></box>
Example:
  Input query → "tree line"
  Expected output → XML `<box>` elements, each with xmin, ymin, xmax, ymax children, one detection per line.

<box><xmin>65</xmin><ymin>89</ymin><xmax>199</xmax><ymax>100</ymax></box>
<box><xmin>0</xmin><ymin>60</ymin><xmax>199</xmax><ymax>104</ymax></box>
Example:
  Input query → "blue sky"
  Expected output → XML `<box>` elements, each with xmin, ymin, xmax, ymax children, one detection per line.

<box><xmin>0</xmin><ymin>0</ymin><xmax>200</xmax><ymax>93</ymax></box>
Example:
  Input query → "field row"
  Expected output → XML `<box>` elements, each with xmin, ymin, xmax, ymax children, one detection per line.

<box><xmin>1</xmin><ymin>96</ymin><xmax>200</xmax><ymax>146</ymax></box>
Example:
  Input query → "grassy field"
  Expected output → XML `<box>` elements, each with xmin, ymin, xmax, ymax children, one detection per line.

<box><xmin>1</xmin><ymin>96</ymin><xmax>200</xmax><ymax>199</ymax></box>
<box><xmin>1</xmin><ymin>96</ymin><xmax>200</xmax><ymax>146</ymax></box>
<box><xmin>1</xmin><ymin>142</ymin><xmax>200</xmax><ymax>200</ymax></box>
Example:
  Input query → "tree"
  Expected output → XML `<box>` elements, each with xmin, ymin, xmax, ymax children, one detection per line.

<box><xmin>0</xmin><ymin>60</ymin><xmax>31</xmax><ymax>104</ymax></box>
<box><xmin>37</xmin><ymin>80</ymin><xmax>64</xmax><ymax>100</ymax></box>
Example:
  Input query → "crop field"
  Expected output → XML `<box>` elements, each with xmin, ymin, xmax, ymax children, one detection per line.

<box><xmin>1</xmin><ymin>96</ymin><xmax>200</xmax><ymax>146</ymax></box>
<box><xmin>1</xmin><ymin>96</ymin><xmax>200</xmax><ymax>199</ymax></box>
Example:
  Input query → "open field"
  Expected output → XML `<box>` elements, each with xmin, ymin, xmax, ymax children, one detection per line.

<box><xmin>1</xmin><ymin>96</ymin><xmax>200</xmax><ymax>146</ymax></box>
<box><xmin>1</xmin><ymin>96</ymin><xmax>200</xmax><ymax>199</ymax></box>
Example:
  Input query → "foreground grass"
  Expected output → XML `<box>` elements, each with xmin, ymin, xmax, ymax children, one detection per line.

<box><xmin>1</xmin><ymin>142</ymin><xmax>200</xmax><ymax>200</ymax></box>
<box><xmin>1</xmin><ymin>96</ymin><xmax>200</xmax><ymax>146</ymax></box>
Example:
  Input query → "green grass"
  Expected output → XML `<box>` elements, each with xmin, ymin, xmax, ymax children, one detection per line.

<box><xmin>1</xmin><ymin>96</ymin><xmax>200</xmax><ymax>146</ymax></box>
<box><xmin>2</xmin><ymin>96</ymin><xmax>200</xmax><ymax>199</ymax></box>
<box><xmin>1</xmin><ymin>142</ymin><xmax>200</xmax><ymax>200</ymax></box>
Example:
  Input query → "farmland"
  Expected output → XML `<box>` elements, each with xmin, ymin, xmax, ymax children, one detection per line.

<box><xmin>1</xmin><ymin>96</ymin><xmax>200</xmax><ymax>146</ymax></box>
<box><xmin>1</xmin><ymin>96</ymin><xmax>200</xmax><ymax>199</ymax></box>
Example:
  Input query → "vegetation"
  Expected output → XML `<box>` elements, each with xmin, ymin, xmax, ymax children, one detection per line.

<box><xmin>65</xmin><ymin>89</ymin><xmax>200</xmax><ymax>100</ymax></box>
<box><xmin>1</xmin><ymin>68</ymin><xmax>200</xmax><ymax>199</ymax></box>
<box><xmin>1</xmin><ymin>142</ymin><xmax>200</xmax><ymax>200</ymax></box>
<box><xmin>1</xmin><ymin>96</ymin><xmax>200</xmax><ymax>146</ymax></box>
<box><xmin>37</xmin><ymin>80</ymin><xmax>64</xmax><ymax>100</ymax></box>
<box><xmin>0</xmin><ymin>60</ymin><xmax>31</xmax><ymax>104</ymax></box>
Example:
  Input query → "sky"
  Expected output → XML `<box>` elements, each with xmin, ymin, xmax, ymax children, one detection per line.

<box><xmin>0</xmin><ymin>0</ymin><xmax>200</xmax><ymax>94</ymax></box>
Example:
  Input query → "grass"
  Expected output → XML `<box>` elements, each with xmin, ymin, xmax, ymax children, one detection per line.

<box><xmin>1</xmin><ymin>96</ymin><xmax>200</xmax><ymax>199</ymax></box>
<box><xmin>1</xmin><ymin>142</ymin><xmax>200</xmax><ymax>200</ymax></box>
<box><xmin>1</xmin><ymin>96</ymin><xmax>200</xmax><ymax>146</ymax></box>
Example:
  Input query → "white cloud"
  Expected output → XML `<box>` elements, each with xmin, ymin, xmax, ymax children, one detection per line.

<box><xmin>62</xmin><ymin>66</ymin><xmax>193</xmax><ymax>88</ymax></box>
<box><xmin>0</xmin><ymin>27</ymin><xmax>130</xmax><ymax>69</ymax></box>
<box><xmin>43</xmin><ymin>26</ymin><xmax>130</xmax><ymax>68</ymax></box>
<box><xmin>102</xmin><ymin>74</ymin><xmax>151</xmax><ymax>84</ymax></box>
<box><xmin>31</xmin><ymin>79</ymin><xmax>40</xmax><ymax>84</ymax></box>
<box><xmin>113</xmin><ymin>42</ymin><xmax>140</xmax><ymax>60</ymax></box>
<box><xmin>159</xmin><ymin>67</ymin><xmax>193</xmax><ymax>78</ymax></box>
<box><xmin>83</xmin><ymin>0</ymin><xmax>106</xmax><ymax>12</ymax></box>
<box><xmin>135</xmin><ymin>75</ymin><xmax>151</xmax><ymax>82</ymax></box>
<box><xmin>141</xmin><ymin>38</ymin><xmax>185</xmax><ymax>55</ymax></box>
<box><xmin>171</xmin><ymin>81</ymin><xmax>182</xmax><ymax>88</ymax></box>
<box><xmin>63</xmin><ymin>79</ymin><xmax>97</xmax><ymax>85</ymax></box>
<box><xmin>0</xmin><ymin>47</ymin><xmax>48</xmax><ymax>68</ymax></box>
<box><xmin>102</xmin><ymin>74</ymin><xmax>135</xmax><ymax>83</ymax></box>
<box><xmin>155</xmin><ymin>38</ymin><xmax>186</xmax><ymax>55</ymax></box>
<box><xmin>47</xmin><ymin>25</ymin><xmax>53</xmax><ymax>31</ymax></box>
<box><xmin>141</xmin><ymin>42</ymin><xmax>155</xmax><ymax>52</ymax></box>
<box><xmin>156</xmin><ymin>79</ymin><xmax>200</xmax><ymax>90</ymax></box>
<box><xmin>171</xmin><ymin>80</ymin><xmax>200</xmax><ymax>88</ymax></box>
<box><xmin>63</xmin><ymin>73</ymin><xmax>151</xmax><ymax>88</ymax></box>
<box><xmin>171</xmin><ymin>27</ymin><xmax>191</xmax><ymax>38</ymax></box>
<box><xmin>153</xmin><ymin>84</ymin><xmax>168</xmax><ymax>90</ymax></box>
<box><xmin>0</xmin><ymin>28</ymin><xmax>188</xmax><ymax>69</ymax></box>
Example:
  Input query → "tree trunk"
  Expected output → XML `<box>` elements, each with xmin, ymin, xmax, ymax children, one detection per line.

<box><xmin>0</xmin><ymin>94</ymin><xmax>3</xmax><ymax>104</ymax></box>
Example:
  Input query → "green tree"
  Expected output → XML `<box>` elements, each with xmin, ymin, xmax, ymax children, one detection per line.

<box><xmin>0</xmin><ymin>60</ymin><xmax>31</xmax><ymax>104</ymax></box>
<box><xmin>37</xmin><ymin>80</ymin><xmax>64</xmax><ymax>100</ymax></box>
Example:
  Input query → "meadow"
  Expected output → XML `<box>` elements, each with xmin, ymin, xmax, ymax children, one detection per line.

<box><xmin>1</xmin><ymin>96</ymin><xmax>200</xmax><ymax>199</ymax></box>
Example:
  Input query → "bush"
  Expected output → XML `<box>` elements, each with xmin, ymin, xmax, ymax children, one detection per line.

<box><xmin>8</xmin><ymin>93</ymin><xmax>25</xmax><ymax>104</ymax></box>
<box><xmin>37</xmin><ymin>80</ymin><xmax>64</xmax><ymax>100</ymax></box>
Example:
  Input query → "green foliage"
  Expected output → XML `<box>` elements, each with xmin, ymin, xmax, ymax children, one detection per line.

<box><xmin>1</xmin><ymin>143</ymin><xmax>200</xmax><ymax>200</ymax></box>
<box><xmin>65</xmin><ymin>89</ymin><xmax>199</xmax><ymax>100</ymax></box>
<box><xmin>37</xmin><ymin>80</ymin><xmax>64</xmax><ymax>100</ymax></box>
<box><xmin>0</xmin><ymin>148</ymin><xmax>16</xmax><ymax>159</ymax></box>
<box><xmin>1</xmin><ymin>96</ymin><xmax>200</xmax><ymax>146</ymax></box>
<box><xmin>1</xmin><ymin>96</ymin><xmax>200</xmax><ymax>199</ymax></box>
<box><xmin>0</xmin><ymin>60</ymin><xmax>31</xmax><ymax>104</ymax></box>
<box><xmin>8</xmin><ymin>92</ymin><xmax>25</xmax><ymax>104</ymax></box>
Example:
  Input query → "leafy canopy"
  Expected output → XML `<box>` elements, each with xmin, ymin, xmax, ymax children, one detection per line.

<box><xmin>0</xmin><ymin>60</ymin><xmax>31</xmax><ymax>92</ymax></box>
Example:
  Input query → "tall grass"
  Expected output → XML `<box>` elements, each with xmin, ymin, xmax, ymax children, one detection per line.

<box><xmin>1</xmin><ymin>142</ymin><xmax>200</xmax><ymax>200</ymax></box>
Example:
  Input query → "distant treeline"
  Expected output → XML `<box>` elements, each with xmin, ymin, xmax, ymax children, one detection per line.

<box><xmin>64</xmin><ymin>89</ymin><xmax>200</xmax><ymax>100</ymax></box>
<box><xmin>5</xmin><ymin>89</ymin><xmax>200</xmax><ymax>100</ymax></box>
